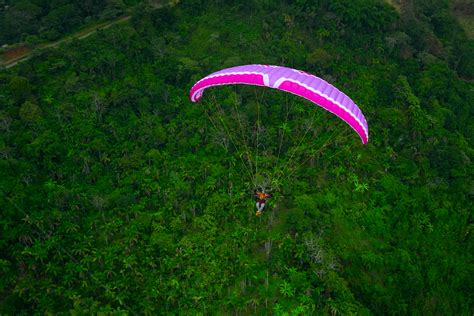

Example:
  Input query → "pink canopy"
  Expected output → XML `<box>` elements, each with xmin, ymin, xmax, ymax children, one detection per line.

<box><xmin>190</xmin><ymin>64</ymin><xmax>368</xmax><ymax>144</ymax></box>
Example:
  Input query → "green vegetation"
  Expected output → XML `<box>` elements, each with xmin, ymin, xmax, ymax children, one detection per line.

<box><xmin>0</xmin><ymin>0</ymin><xmax>137</xmax><ymax>45</ymax></box>
<box><xmin>0</xmin><ymin>0</ymin><xmax>472</xmax><ymax>314</ymax></box>
<box><xmin>452</xmin><ymin>0</ymin><xmax>474</xmax><ymax>39</ymax></box>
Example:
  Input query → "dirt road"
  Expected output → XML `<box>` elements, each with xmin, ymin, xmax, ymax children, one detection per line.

<box><xmin>1</xmin><ymin>15</ymin><xmax>131</xmax><ymax>69</ymax></box>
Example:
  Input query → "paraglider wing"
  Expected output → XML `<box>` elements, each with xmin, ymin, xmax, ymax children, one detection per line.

<box><xmin>189</xmin><ymin>64</ymin><xmax>369</xmax><ymax>144</ymax></box>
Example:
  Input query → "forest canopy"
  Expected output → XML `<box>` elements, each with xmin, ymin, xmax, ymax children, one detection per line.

<box><xmin>0</xmin><ymin>0</ymin><xmax>473</xmax><ymax>314</ymax></box>
<box><xmin>0</xmin><ymin>0</ymin><xmax>136</xmax><ymax>44</ymax></box>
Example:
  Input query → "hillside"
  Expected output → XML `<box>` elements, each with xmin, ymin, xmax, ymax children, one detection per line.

<box><xmin>0</xmin><ymin>0</ymin><xmax>472</xmax><ymax>314</ymax></box>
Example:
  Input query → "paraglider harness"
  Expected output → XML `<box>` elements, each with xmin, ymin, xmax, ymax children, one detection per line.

<box><xmin>254</xmin><ymin>189</ymin><xmax>272</xmax><ymax>217</ymax></box>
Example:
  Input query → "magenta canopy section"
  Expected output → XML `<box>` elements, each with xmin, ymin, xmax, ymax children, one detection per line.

<box><xmin>189</xmin><ymin>64</ymin><xmax>369</xmax><ymax>144</ymax></box>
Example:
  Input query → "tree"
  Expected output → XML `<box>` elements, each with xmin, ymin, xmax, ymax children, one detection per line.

<box><xmin>19</xmin><ymin>100</ymin><xmax>42</xmax><ymax>123</ymax></box>
<box><xmin>1</xmin><ymin>1</ymin><xmax>42</xmax><ymax>42</ymax></box>
<box><xmin>8</xmin><ymin>76</ymin><xmax>32</xmax><ymax>103</ymax></box>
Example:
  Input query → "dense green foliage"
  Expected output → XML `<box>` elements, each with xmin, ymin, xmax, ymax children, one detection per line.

<box><xmin>0</xmin><ymin>0</ymin><xmax>136</xmax><ymax>45</ymax></box>
<box><xmin>1</xmin><ymin>0</ymin><xmax>473</xmax><ymax>314</ymax></box>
